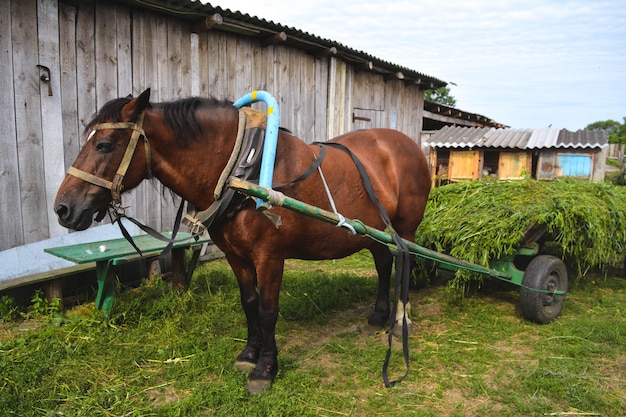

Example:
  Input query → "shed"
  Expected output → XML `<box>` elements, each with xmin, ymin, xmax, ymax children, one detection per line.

<box><xmin>424</xmin><ymin>126</ymin><xmax>609</xmax><ymax>184</ymax></box>
<box><xmin>2</xmin><ymin>0</ymin><xmax>454</xmax><ymax>252</ymax></box>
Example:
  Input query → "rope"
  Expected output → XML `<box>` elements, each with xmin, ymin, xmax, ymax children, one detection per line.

<box><xmin>317</xmin><ymin>164</ymin><xmax>357</xmax><ymax>235</ymax></box>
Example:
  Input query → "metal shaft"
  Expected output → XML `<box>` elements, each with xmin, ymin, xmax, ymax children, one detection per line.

<box><xmin>227</xmin><ymin>177</ymin><xmax>511</xmax><ymax>279</ymax></box>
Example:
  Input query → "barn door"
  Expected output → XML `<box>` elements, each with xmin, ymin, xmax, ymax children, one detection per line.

<box><xmin>537</xmin><ymin>150</ymin><xmax>556</xmax><ymax>180</ymax></box>
<box><xmin>557</xmin><ymin>154</ymin><xmax>592</xmax><ymax>178</ymax></box>
<box><xmin>352</xmin><ymin>107</ymin><xmax>385</xmax><ymax>130</ymax></box>
<box><xmin>498</xmin><ymin>152</ymin><xmax>529</xmax><ymax>180</ymax></box>
<box><xmin>449</xmin><ymin>150</ymin><xmax>480</xmax><ymax>181</ymax></box>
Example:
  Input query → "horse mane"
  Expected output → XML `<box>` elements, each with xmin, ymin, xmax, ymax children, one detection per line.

<box><xmin>85</xmin><ymin>97</ymin><xmax>133</xmax><ymax>133</ymax></box>
<box><xmin>157</xmin><ymin>96</ymin><xmax>234</xmax><ymax>145</ymax></box>
<box><xmin>86</xmin><ymin>95</ymin><xmax>235</xmax><ymax>145</ymax></box>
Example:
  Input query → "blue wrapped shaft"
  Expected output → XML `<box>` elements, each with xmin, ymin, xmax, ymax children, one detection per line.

<box><xmin>233</xmin><ymin>91</ymin><xmax>280</xmax><ymax>209</ymax></box>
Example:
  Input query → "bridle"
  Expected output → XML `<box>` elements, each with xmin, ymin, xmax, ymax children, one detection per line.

<box><xmin>67</xmin><ymin>112</ymin><xmax>151</xmax><ymax>204</ymax></box>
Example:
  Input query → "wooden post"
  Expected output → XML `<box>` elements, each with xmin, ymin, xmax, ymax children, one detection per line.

<box><xmin>44</xmin><ymin>279</ymin><xmax>63</xmax><ymax>309</ymax></box>
<box><xmin>170</xmin><ymin>248</ymin><xmax>186</xmax><ymax>289</ymax></box>
<box><xmin>148</xmin><ymin>258</ymin><xmax>161</xmax><ymax>281</ymax></box>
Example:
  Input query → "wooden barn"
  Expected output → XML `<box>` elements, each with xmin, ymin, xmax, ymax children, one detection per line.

<box><xmin>0</xmin><ymin>0</ymin><xmax>463</xmax><ymax>253</ymax></box>
<box><xmin>424</xmin><ymin>126</ymin><xmax>609</xmax><ymax>184</ymax></box>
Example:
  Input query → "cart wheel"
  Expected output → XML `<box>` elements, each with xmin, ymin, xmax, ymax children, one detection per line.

<box><xmin>520</xmin><ymin>255</ymin><xmax>568</xmax><ymax>324</ymax></box>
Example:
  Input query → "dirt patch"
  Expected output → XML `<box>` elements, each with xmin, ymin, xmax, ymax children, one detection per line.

<box><xmin>144</xmin><ymin>382</ymin><xmax>189</xmax><ymax>407</ymax></box>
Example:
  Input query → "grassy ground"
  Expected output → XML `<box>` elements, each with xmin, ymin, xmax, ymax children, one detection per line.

<box><xmin>1</xmin><ymin>253</ymin><xmax>624</xmax><ymax>416</ymax></box>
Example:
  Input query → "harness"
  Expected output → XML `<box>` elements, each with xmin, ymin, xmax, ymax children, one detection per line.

<box><xmin>68</xmin><ymin>113</ymin><xmax>151</xmax><ymax>204</ymax></box>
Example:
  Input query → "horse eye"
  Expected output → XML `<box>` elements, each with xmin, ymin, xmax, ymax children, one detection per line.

<box><xmin>95</xmin><ymin>141</ymin><xmax>114</xmax><ymax>153</ymax></box>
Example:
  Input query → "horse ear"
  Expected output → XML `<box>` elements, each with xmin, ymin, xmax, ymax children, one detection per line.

<box><xmin>122</xmin><ymin>88</ymin><xmax>151</xmax><ymax>120</ymax></box>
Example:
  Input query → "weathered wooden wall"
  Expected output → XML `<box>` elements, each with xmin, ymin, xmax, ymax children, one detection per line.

<box><xmin>0</xmin><ymin>0</ymin><xmax>427</xmax><ymax>251</ymax></box>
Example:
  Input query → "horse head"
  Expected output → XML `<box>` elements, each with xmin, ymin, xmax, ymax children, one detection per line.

<box><xmin>55</xmin><ymin>89</ymin><xmax>152</xmax><ymax>230</ymax></box>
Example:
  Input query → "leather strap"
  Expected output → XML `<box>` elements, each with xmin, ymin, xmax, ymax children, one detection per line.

<box><xmin>322</xmin><ymin>141</ymin><xmax>412</xmax><ymax>388</ymax></box>
<box><xmin>67</xmin><ymin>112</ymin><xmax>150</xmax><ymax>203</ymax></box>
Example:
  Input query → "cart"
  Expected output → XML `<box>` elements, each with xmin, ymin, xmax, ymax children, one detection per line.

<box><xmin>227</xmin><ymin>177</ymin><xmax>568</xmax><ymax>324</ymax></box>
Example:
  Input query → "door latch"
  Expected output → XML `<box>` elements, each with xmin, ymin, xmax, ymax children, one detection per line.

<box><xmin>36</xmin><ymin>64</ymin><xmax>52</xmax><ymax>96</ymax></box>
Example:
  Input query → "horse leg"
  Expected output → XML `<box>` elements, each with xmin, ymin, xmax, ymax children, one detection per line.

<box><xmin>228</xmin><ymin>256</ymin><xmax>263</xmax><ymax>373</ymax></box>
<box><xmin>245</xmin><ymin>258</ymin><xmax>284</xmax><ymax>395</ymax></box>
<box><xmin>368</xmin><ymin>245</ymin><xmax>393</xmax><ymax>327</ymax></box>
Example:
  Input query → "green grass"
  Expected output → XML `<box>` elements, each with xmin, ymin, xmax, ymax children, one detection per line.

<box><xmin>415</xmin><ymin>179</ymin><xmax>626</xmax><ymax>292</ymax></box>
<box><xmin>1</xmin><ymin>254</ymin><xmax>624</xmax><ymax>416</ymax></box>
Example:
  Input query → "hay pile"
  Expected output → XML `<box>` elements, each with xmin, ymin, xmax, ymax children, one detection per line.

<box><xmin>414</xmin><ymin>178</ymin><xmax>626</xmax><ymax>289</ymax></box>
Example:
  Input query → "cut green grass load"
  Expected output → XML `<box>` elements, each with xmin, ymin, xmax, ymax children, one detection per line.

<box><xmin>415</xmin><ymin>178</ymin><xmax>626</xmax><ymax>291</ymax></box>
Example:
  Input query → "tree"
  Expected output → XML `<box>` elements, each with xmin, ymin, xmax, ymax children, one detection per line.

<box><xmin>586</xmin><ymin>117</ymin><xmax>626</xmax><ymax>144</ymax></box>
<box><xmin>424</xmin><ymin>86</ymin><xmax>456</xmax><ymax>107</ymax></box>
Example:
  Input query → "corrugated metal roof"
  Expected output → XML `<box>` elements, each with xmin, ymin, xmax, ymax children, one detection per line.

<box><xmin>557</xmin><ymin>129</ymin><xmax>609</xmax><ymax>149</ymax></box>
<box><xmin>526</xmin><ymin>127</ymin><xmax>561</xmax><ymax>149</ymax></box>
<box><xmin>426</xmin><ymin>126</ymin><xmax>532</xmax><ymax>149</ymax></box>
<box><xmin>426</xmin><ymin>126</ymin><xmax>608</xmax><ymax>150</ymax></box>
<box><xmin>110</xmin><ymin>0</ymin><xmax>447</xmax><ymax>88</ymax></box>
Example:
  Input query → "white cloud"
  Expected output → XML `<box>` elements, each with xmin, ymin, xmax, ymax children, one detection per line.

<box><xmin>213</xmin><ymin>0</ymin><xmax>626</xmax><ymax>129</ymax></box>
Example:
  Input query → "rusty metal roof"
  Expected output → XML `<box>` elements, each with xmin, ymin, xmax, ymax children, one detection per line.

<box><xmin>110</xmin><ymin>0</ymin><xmax>447</xmax><ymax>89</ymax></box>
<box><xmin>426</xmin><ymin>126</ymin><xmax>608</xmax><ymax>150</ymax></box>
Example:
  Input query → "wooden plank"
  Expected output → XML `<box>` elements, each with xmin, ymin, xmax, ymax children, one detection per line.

<box><xmin>197</xmin><ymin>31</ymin><xmax>209</xmax><ymax>96</ymax></box>
<box><xmin>236</xmin><ymin>36</ymin><xmax>253</xmax><ymax>95</ymax></box>
<box><xmin>116</xmin><ymin>4</ymin><xmax>132</xmax><ymax>96</ymax></box>
<box><xmin>94</xmin><ymin>2</ymin><xmax>117</xmax><ymax>106</ymax></box>
<box><xmin>128</xmin><ymin>9</ymin><xmax>150</xmax><ymax>227</ymax></box>
<box><xmin>130</xmin><ymin>8</ymin><xmax>145</xmax><ymax>224</ymax></box>
<box><xmin>167</xmin><ymin>19</ymin><xmax>183</xmax><ymax>99</ymax></box>
<box><xmin>206</xmin><ymin>30</ymin><xmax>221</xmax><ymax>97</ymax></box>
<box><xmin>115</xmin><ymin>4</ymin><xmax>139</xmax><ymax>220</ymax></box>
<box><xmin>225</xmin><ymin>34</ymin><xmax>240</xmax><ymax>98</ymax></box>
<box><xmin>537</xmin><ymin>150</ymin><xmax>556</xmax><ymax>180</ymax></box>
<box><xmin>289</xmin><ymin>48</ymin><xmax>303</xmax><ymax>137</ymax></box>
<box><xmin>326</xmin><ymin>57</ymin><xmax>338</xmax><ymax>139</ymax></box>
<box><xmin>263</xmin><ymin>38</ymin><xmax>276</xmax><ymax>98</ymax></box>
<box><xmin>277</xmin><ymin>45</ymin><xmax>293</xmax><ymax>130</ymax></box>
<box><xmin>75</xmin><ymin>1</ymin><xmax>96</xmax><ymax>149</ymax></box>
<box><xmin>59</xmin><ymin>3</ymin><xmax>80</xmax><ymax>170</ymax></box>
<box><xmin>12</xmin><ymin>0</ymin><xmax>48</xmax><ymax>245</ymax></box>
<box><xmin>44</xmin><ymin>233</ymin><xmax>210</xmax><ymax>264</ymax></box>
<box><xmin>190</xmin><ymin>33</ymin><xmax>200</xmax><ymax>96</ymax></box>
<box><xmin>251</xmin><ymin>36</ymin><xmax>268</xmax><ymax>93</ymax></box>
<box><xmin>143</xmin><ymin>11</ymin><xmax>163</xmax><ymax>232</ymax></box>
<box><xmin>499</xmin><ymin>151</ymin><xmax>529</xmax><ymax>180</ymax></box>
<box><xmin>449</xmin><ymin>150</ymin><xmax>480</xmax><ymax>180</ymax></box>
<box><xmin>300</xmin><ymin>53</ymin><xmax>316</xmax><ymax>142</ymax></box>
<box><xmin>313</xmin><ymin>56</ymin><xmax>329</xmax><ymax>141</ymax></box>
<box><xmin>162</xmin><ymin>19</ymin><xmax>184</xmax><ymax>230</ymax></box>
<box><xmin>38</xmin><ymin>0</ymin><xmax>67</xmax><ymax>238</ymax></box>
<box><xmin>180</xmin><ymin>24</ymin><xmax>193</xmax><ymax>95</ymax></box>
<box><xmin>0</xmin><ymin>263</ymin><xmax>96</xmax><ymax>292</ymax></box>
<box><xmin>0</xmin><ymin>0</ymin><xmax>23</xmax><ymax>251</ymax></box>
<box><xmin>143</xmin><ymin>11</ymin><xmax>166</xmax><ymax>230</ymax></box>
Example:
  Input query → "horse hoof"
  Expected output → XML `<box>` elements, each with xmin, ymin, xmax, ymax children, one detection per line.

<box><xmin>234</xmin><ymin>360</ymin><xmax>257</xmax><ymax>373</ymax></box>
<box><xmin>245</xmin><ymin>379</ymin><xmax>272</xmax><ymax>395</ymax></box>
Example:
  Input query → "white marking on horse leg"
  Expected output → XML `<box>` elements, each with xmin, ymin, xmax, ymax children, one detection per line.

<box><xmin>395</xmin><ymin>300</ymin><xmax>412</xmax><ymax>326</ymax></box>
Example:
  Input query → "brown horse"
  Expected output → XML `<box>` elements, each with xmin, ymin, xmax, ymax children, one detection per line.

<box><xmin>54</xmin><ymin>89</ymin><xmax>431</xmax><ymax>393</ymax></box>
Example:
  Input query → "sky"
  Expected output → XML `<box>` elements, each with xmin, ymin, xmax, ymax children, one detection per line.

<box><xmin>209</xmin><ymin>0</ymin><xmax>625</xmax><ymax>130</ymax></box>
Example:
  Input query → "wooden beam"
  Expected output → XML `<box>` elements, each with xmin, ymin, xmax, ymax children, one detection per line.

<box><xmin>355</xmin><ymin>61</ymin><xmax>373</xmax><ymax>72</ymax></box>
<box><xmin>191</xmin><ymin>13</ymin><xmax>223</xmax><ymax>33</ymax></box>
<box><xmin>262</xmin><ymin>31</ymin><xmax>287</xmax><ymax>46</ymax></box>
<box><xmin>314</xmin><ymin>46</ymin><xmax>337</xmax><ymax>58</ymax></box>
<box><xmin>423</xmin><ymin>110</ymin><xmax>477</xmax><ymax>127</ymax></box>
<box><xmin>384</xmin><ymin>71</ymin><xmax>404</xmax><ymax>81</ymax></box>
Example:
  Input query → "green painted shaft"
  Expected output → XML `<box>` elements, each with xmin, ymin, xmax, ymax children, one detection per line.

<box><xmin>227</xmin><ymin>177</ymin><xmax>511</xmax><ymax>280</ymax></box>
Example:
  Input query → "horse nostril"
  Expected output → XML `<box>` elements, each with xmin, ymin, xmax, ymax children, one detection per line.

<box><xmin>55</xmin><ymin>203</ymin><xmax>69</xmax><ymax>220</ymax></box>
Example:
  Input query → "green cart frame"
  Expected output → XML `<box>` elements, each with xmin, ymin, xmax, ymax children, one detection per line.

<box><xmin>227</xmin><ymin>177</ymin><xmax>568</xmax><ymax>324</ymax></box>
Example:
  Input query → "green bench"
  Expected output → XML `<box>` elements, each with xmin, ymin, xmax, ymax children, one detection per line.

<box><xmin>44</xmin><ymin>232</ymin><xmax>212</xmax><ymax>312</ymax></box>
